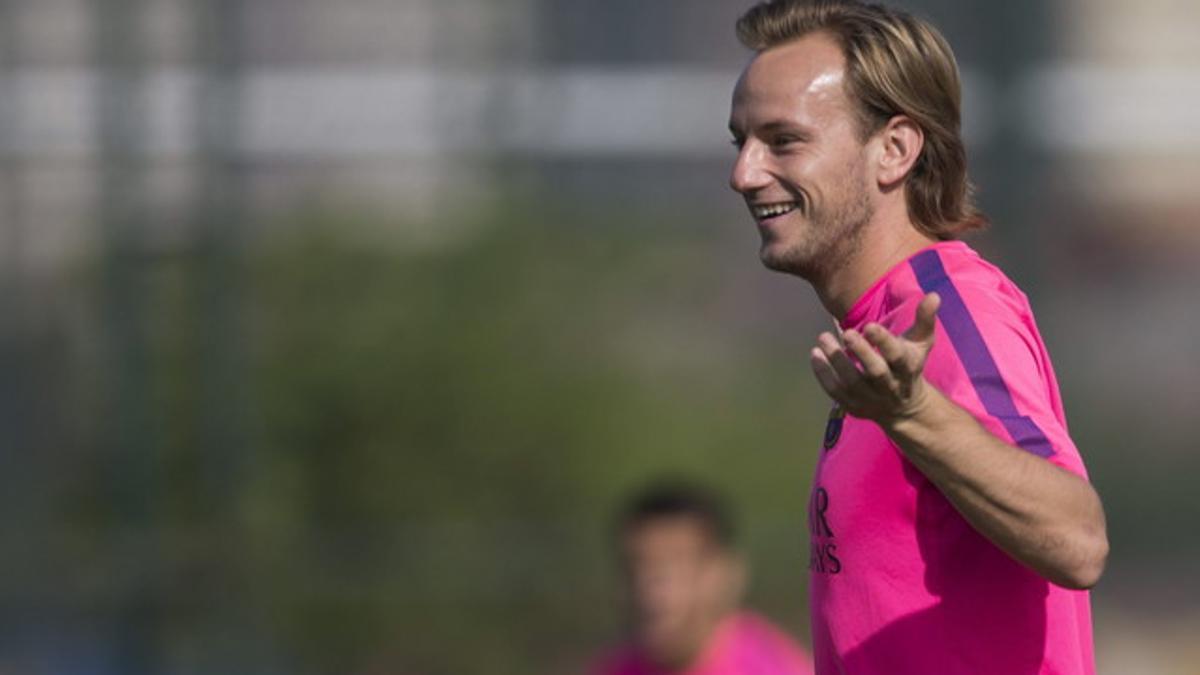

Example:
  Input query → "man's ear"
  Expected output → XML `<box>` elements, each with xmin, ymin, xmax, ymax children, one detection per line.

<box><xmin>876</xmin><ymin>115</ymin><xmax>924</xmax><ymax>188</ymax></box>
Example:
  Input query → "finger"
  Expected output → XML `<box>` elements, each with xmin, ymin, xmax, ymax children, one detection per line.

<box><xmin>810</xmin><ymin>347</ymin><xmax>846</xmax><ymax>402</ymax></box>
<box><xmin>904</xmin><ymin>292</ymin><xmax>941</xmax><ymax>343</ymax></box>
<box><xmin>863</xmin><ymin>323</ymin><xmax>907</xmax><ymax>369</ymax></box>
<box><xmin>818</xmin><ymin>332</ymin><xmax>864</xmax><ymax>387</ymax></box>
<box><xmin>843</xmin><ymin>329</ymin><xmax>889</xmax><ymax>380</ymax></box>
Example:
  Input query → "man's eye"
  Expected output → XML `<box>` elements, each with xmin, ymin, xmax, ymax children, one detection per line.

<box><xmin>770</xmin><ymin>135</ymin><xmax>800</xmax><ymax>148</ymax></box>
<box><xmin>730</xmin><ymin>137</ymin><xmax>745</xmax><ymax>149</ymax></box>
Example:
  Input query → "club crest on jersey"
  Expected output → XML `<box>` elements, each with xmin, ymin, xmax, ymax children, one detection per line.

<box><xmin>823</xmin><ymin>403</ymin><xmax>846</xmax><ymax>450</ymax></box>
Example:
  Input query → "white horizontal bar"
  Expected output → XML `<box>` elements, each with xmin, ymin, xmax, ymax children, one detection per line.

<box><xmin>1022</xmin><ymin>64</ymin><xmax>1200</xmax><ymax>152</ymax></box>
<box><xmin>0</xmin><ymin>64</ymin><xmax>1192</xmax><ymax>160</ymax></box>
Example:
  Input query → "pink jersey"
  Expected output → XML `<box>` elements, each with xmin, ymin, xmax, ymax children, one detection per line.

<box><xmin>592</xmin><ymin>611</ymin><xmax>814</xmax><ymax>675</ymax></box>
<box><xmin>808</xmin><ymin>241</ymin><xmax>1094</xmax><ymax>674</ymax></box>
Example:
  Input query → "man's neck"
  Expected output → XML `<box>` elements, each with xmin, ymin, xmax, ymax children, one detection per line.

<box><xmin>648</xmin><ymin>613</ymin><xmax>731</xmax><ymax>672</ymax></box>
<box><xmin>815</xmin><ymin>215</ymin><xmax>937</xmax><ymax>322</ymax></box>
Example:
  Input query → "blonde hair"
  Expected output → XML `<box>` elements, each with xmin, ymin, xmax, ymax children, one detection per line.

<box><xmin>737</xmin><ymin>0</ymin><xmax>987</xmax><ymax>239</ymax></box>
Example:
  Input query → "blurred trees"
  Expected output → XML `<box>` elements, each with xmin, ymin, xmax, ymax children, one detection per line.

<box><xmin>50</xmin><ymin>205</ymin><xmax>823</xmax><ymax>674</ymax></box>
<box><xmin>3</xmin><ymin>198</ymin><xmax>1193</xmax><ymax>673</ymax></box>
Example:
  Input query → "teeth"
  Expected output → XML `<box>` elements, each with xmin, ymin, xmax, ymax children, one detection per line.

<box><xmin>751</xmin><ymin>202</ymin><xmax>797</xmax><ymax>219</ymax></box>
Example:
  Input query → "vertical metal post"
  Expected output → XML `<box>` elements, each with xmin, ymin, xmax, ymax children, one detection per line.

<box><xmin>93</xmin><ymin>0</ymin><xmax>160</xmax><ymax>671</ymax></box>
<box><xmin>191</xmin><ymin>0</ymin><xmax>252</xmax><ymax>664</ymax></box>
<box><xmin>192</xmin><ymin>0</ymin><xmax>246</xmax><ymax>504</ymax></box>
<box><xmin>970</xmin><ymin>0</ymin><xmax>1054</xmax><ymax>289</ymax></box>
<box><xmin>0</xmin><ymin>0</ymin><xmax>21</xmax><ymax>273</ymax></box>
<box><xmin>0</xmin><ymin>0</ymin><xmax>35</xmax><ymax>646</ymax></box>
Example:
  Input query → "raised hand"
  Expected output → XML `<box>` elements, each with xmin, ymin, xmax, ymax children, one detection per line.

<box><xmin>810</xmin><ymin>292</ymin><xmax>941</xmax><ymax>424</ymax></box>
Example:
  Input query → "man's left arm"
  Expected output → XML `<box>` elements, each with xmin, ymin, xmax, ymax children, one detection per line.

<box><xmin>811</xmin><ymin>293</ymin><xmax>1109</xmax><ymax>590</ymax></box>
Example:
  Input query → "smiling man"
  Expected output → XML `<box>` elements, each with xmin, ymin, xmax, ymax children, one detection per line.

<box><xmin>726</xmin><ymin>2</ymin><xmax>1108</xmax><ymax>674</ymax></box>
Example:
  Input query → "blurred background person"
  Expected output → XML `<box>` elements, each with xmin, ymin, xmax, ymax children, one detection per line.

<box><xmin>591</xmin><ymin>480</ymin><xmax>814</xmax><ymax>675</ymax></box>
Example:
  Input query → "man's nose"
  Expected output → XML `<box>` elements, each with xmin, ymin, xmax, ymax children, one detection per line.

<box><xmin>729</xmin><ymin>141</ymin><xmax>770</xmax><ymax>194</ymax></box>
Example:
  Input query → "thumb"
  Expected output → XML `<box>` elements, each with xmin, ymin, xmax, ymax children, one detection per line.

<box><xmin>904</xmin><ymin>292</ymin><xmax>941</xmax><ymax>343</ymax></box>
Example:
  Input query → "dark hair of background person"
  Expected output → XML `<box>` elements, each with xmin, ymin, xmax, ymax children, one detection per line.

<box><xmin>616</xmin><ymin>479</ymin><xmax>737</xmax><ymax>551</ymax></box>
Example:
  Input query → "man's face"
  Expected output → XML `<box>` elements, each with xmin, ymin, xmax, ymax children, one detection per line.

<box><xmin>621</xmin><ymin>516</ymin><xmax>741</xmax><ymax>667</ymax></box>
<box><xmin>728</xmin><ymin>32</ymin><xmax>877</xmax><ymax>281</ymax></box>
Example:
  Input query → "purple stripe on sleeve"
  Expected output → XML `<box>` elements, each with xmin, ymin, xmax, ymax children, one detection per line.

<box><xmin>909</xmin><ymin>250</ymin><xmax>1055</xmax><ymax>458</ymax></box>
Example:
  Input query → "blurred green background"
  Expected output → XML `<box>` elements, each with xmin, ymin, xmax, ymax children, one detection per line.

<box><xmin>1</xmin><ymin>1</ymin><xmax>1199</xmax><ymax>673</ymax></box>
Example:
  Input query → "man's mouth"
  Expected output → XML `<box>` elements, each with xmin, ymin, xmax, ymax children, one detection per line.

<box><xmin>750</xmin><ymin>201</ymin><xmax>799</xmax><ymax>221</ymax></box>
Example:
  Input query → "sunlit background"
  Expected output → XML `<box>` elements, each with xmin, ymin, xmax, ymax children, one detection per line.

<box><xmin>1</xmin><ymin>0</ymin><xmax>1198</xmax><ymax>673</ymax></box>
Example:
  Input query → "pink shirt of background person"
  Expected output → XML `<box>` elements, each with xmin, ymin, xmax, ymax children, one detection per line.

<box><xmin>595</xmin><ymin>611</ymin><xmax>813</xmax><ymax>675</ymax></box>
<box><xmin>592</xmin><ymin>482</ymin><xmax>814</xmax><ymax>675</ymax></box>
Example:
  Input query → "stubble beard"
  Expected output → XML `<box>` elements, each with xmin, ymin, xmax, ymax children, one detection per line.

<box><xmin>759</xmin><ymin>172</ymin><xmax>874</xmax><ymax>284</ymax></box>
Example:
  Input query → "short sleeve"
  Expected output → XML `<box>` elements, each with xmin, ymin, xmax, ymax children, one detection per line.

<box><xmin>910</xmin><ymin>283</ymin><xmax>1089</xmax><ymax>480</ymax></box>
